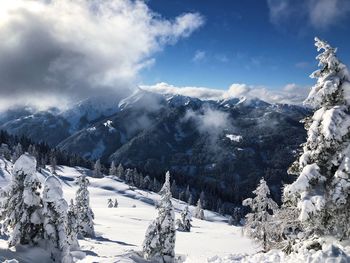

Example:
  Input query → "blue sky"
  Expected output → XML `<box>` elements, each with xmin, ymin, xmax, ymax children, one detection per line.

<box><xmin>141</xmin><ymin>0</ymin><xmax>350</xmax><ymax>90</ymax></box>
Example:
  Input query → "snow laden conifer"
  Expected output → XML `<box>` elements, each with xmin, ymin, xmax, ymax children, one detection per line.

<box><xmin>42</xmin><ymin>176</ymin><xmax>73</xmax><ymax>263</ymax></box>
<box><xmin>93</xmin><ymin>159</ymin><xmax>103</xmax><ymax>178</ymax></box>
<box><xmin>107</xmin><ymin>198</ymin><xmax>113</xmax><ymax>208</ymax></box>
<box><xmin>176</xmin><ymin>205</ymin><xmax>192</xmax><ymax>232</ymax></box>
<box><xmin>284</xmin><ymin>37</ymin><xmax>350</xmax><ymax>240</ymax></box>
<box><xmin>243</xmin><ymin>178</ymin><xmax>278</xmax><ymax>252</ymax></box>
<box><xmin>66</xmin><ymin>199</ymin><xmax>79</xmax><ymax>251</ymax></box>
<box><xmin>193</xmin><ymin>198</ymin><xmax>205</xmax><ymax>220</ymax></box>
<box><xmin>75</xmin><ymin>175</ymin><xmax>95</xmax><ymax>237</ymax></box>
<box><xmin>143</xmin><ymin>171</ymin><xmax>176</xmax><ymax>262</ymax></box>
<box><xmin>109</xmin><ymin>161</ymin><xmax>117</xmax><ymax>176</ymax></box>
<box><xmin>0</xmin><ymin>154</ymin><xmax>43</xmax><ymax>246</ymax></box>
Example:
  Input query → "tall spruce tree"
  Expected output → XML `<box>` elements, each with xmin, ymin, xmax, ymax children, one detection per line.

<box><xmin>75</xmin><ymin>175</ymin><xmax>95</xmax><ymax>237</ymax></box>
<box><xmin>143</xmin><ymin>171</ymin><xmax>176</xmax><ymax>262</ymax></box>
<box><xmin>284</xmin><ymin>38</ymin><xmax>350</xmax><ymax>239</ymax></box>
<box><xmin>243</xmin><ymin>178</ymin><xmax>278</xmax><ymax>252</ymax></box>
<box><xmin>0</xmin><ymin>154</ymin><xmax>43</xmax><ymax>247</ymax></box>
<box><xmin>42</xmin><ymin>176</ymin><xmax>73</xmax><ymax>263</ymax></box>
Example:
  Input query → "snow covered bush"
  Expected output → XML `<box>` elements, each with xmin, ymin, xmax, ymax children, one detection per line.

<box><xmin>243</xmin><ymin>178</ymin><xmax>278</xmax><ymax>252</ymax></box>
<box><xmin>176</xmin><ymin>205</ymin><xmax>191</xmax><ymax>232</ymax></box>
<box><xmin>75</xmin><ymin>175</ymin><xmax>95</xmax><ymax>237</ymax></box>
<box><xmin>143</xmin><ymin>171</ymin><xmax>176</xmax><ymax>262</ymax></box>
<box><xmin>284</xmin><ymin>37</ymin><xmax>350</xmax><ymax>240</ymax></box>
<box><xmin>42</xmin><ymin>176</ymin><xmax>73</xmax><ymax>263</ymax></box>
<box><xmin>193</xmin><ymin>197</ymin><xmax>205</xmax><ymax>220</ymax></box>
<box><xmin>0</xmin><ymin>154</ymin><xmax>43</xmax><ymax>247</ymax></box>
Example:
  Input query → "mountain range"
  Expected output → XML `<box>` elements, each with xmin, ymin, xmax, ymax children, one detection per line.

<box><xmin>0</xmin><ymin>89</ymin><xmax>310</xmax><ymax>205</ymax></box>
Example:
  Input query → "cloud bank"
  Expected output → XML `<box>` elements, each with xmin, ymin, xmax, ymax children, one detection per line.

<box><xmin>267</xmin><ymin>0</ymin><xmax>350</xmax><ymax>30</ymax></box>
<box><xmin>141</xmin><ymin>82</ymin><xmax>309</xmax><ymax>105</ymax></box>
<box><xmin>0</xmin><ymin>0</ymin><xmax>204</xmax><ymax>111</ymax></box>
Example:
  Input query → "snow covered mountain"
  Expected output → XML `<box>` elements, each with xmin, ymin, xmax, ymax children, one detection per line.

<box><xmin>0</xmin><ymin>89</ymin><xmax>310</xmax><ymax>206</ymax></box>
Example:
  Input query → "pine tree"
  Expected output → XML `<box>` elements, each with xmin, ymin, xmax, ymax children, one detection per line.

<box><xmin>116</xmin><ymin>163</ymin><xmax>124</xmax><ymax>179</ymax></box>
<box><xmin>75</xmin><ymin>175</ymin><xmax>95</xmax><ymax>237</ymax></box>
<box><xmin>188</xmin><ymin>194</ymin><xmax>193</xmax><ymax>206</ymax></box>
<box><xmin>284</xmin><ymin>38</ymin><xmax>350</xmax><ymax>240</ymax></box>
<box><xmin>114</xmin><ymin>198</ymin><xmax>118</xmax><ymax>208</ymax></box>
<box><xmin>200</xmin><ymin>191</ymin><xmax>206</xmax><ymax>209</ymax></box>
<box><xmin>109</xmin><ymin>161</ymin><xmax>117</xmax><ymax>176</ymax></box>
<box><xmin>243</xmin><ymin>178</ymin><xmax>278</xmax><ymax>252</ymax></box>
<box><xmin>143</xmin><ymin>171</ymin><xmax>176</xmax><ymax>262</ymax></box>
<box><xmin>66</xmin><ymin>199</ymin><xmax>79</xmax><ymax>251</ymax></box>
<box><xmin>176</xmin><ymin>205</ymin><xmax>192</xmax><ymax>232</ymax></box>
<box><xmin>50</xmin><ymin>149</ymin><xmax>57</xmax><ymax>175</ymax></box>
<box><xmin>0</xmin><ymin>154</ymin><xmax>43</xmax><ymax>247</ymax></box>
<box><xmin>107</xmin><ymin>198</ymin><xmax>113</xmax><ymax>208</ymax></box>
<box><xmin>42</xmin><ymin>176</ymin><xmax>73</xmax><ymax>263</ymax></box>
<box><xmin>11</xmin><ymin>143</ymin><xmax>23</xmax><ymax>163</ymax></box>
<box><xmin>93</xmin><ymin>159</ymin><xmax>102</xmax><ymax>178</ymax></box>
<box><xmin>142</xmin><ymin>175</ymin><xmax>151</xmax><ymax>190</ymax></box>
<box><xmin>170</xmin><ymin>180</ymin><xmax>178</xmax><ymax>199</ymax></box>
<box><xmin>193</xmin><ymin>198</ymin><xmax>205</xmax><ymax>220</ymax></box>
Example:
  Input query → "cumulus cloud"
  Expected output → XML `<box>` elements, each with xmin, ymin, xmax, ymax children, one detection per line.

<box><xmin>267</xmin><ymin>0</ymin><xmax>350</xmax><ymax>30</ymax></box>
<box><xmin>141</xmin><ymin>82</ymin><xmax>309</xmax><ymax>105</ymax></box>
<box><xmin>0</xmin><ymin>0</ymin><xmax>204</xmax><ymax>110</ymax></box>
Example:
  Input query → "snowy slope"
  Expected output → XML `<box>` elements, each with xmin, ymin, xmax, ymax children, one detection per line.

<box><xmin>0</xmin><ymin>158</ymin><xmax>257</xmax><ymax>262</ymax></box>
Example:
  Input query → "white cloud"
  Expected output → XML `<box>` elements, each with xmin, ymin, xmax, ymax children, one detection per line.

<box><xmin>267</xmin><ymin>0</ymin><xmax>350</xmax><ymax>30</ymax></box>
<box><xmin>141</xmin><ymin>82</ymin><xmax>309</xmax><ymax>105</ymax></box>
<box><xmin>0</xmin><ymin>0</ymin><xmax>204</xmax><ymax>110</ymax></box>
<box><xmin>192</xmin><ymin>50</ymin><xmax>206</xmax><ymax>62</ymax></box>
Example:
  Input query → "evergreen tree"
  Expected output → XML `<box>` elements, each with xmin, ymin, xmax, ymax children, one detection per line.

<box><xmin>109</xmin><ymin>161</ymin><xmax>117</xmax><ymax>176</ymax></box>
<box><xmin>143</xmin><ymin>171</ymin><xmax>176</xmax><ymax>262</ymax></box>
<box><xmin>0</xmin><ymin>154</ymin><xmax>43</xmax><ymax>247</ymax></box>
<box><xmin>66</xmin><ymin>199</ymin><xmax>79</xmax><ymax>251</ymax></box>
<box><xmin>11</xmin><ymin>143</ymin><xmax>23</xmax><ymax>163</ymax></box>
<box><xmin>185</xmin><ymin>185</ymin><xmax>191</xmax><ymax>202</ymax></box>
<box><xmin>50</xmin><ymin>150</ymin><xmax>57</xmax><ymax>175</ymax></box>
<box><xmin>93</xmin><ymin>159</ymin><xmax>102</xmax><ymax>178</ymax></box>
<box><xmin>170</xmin><ymin>180</ymin><xmax>178</xmax><ymax>199</ymax></box>
<box><xmin>243</xmin><ymin>178</ymin><xmax>278</xmax><ymax>252</ymax></box>
<box><xmin>193</xmin><ymin>198</ymin><xmax>205</xmax><ymax>220</ymax></box>
<box><xmin>114</xmin><ymin>198</ymin><xmax>118</xmax><ymax>208</ymax></box>
<box><xmin>75</xmin><ymin>175</ymin><xmax>95</xmax><ymax>237</ymax></box>
<box><xmin>176</xmin><ymin>205</ymin><xmax>192</xmax><ymax>232</ymax></box>
<box><xmin>42</xmin><ymin>176</ymin><xmax>73</xmax><ymax>263</ymax></box>
<box><xmin>107</xmin><ymin>198</ymin><xmax>113</xmax><ymax>208</ymax></box>
<box><xmin>200</xmin><ymin>191</ymin><xmax>206</xmax><ymax>209</ymax></box>
<box><xmin>116</xmin><ymin>163</ymin><xmax>124</xmax><ymax>179</ymax></box>
<box><xmin>284</xmin><ymin>38</ymin><xmax>350</xmax><ymax>240</ymax></box>
<box><xmin>142</xmin><ymin>175</ymin><xmax>151</xmax><ymax>190</ymax></box>
<box><xmin>188</xmin><ymin>194</ymin><xmax>193</xmax><ymax>206</ymax></box>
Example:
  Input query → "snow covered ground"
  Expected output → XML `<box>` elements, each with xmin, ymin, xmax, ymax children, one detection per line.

<box><xmin>0</xmin><ymin>158</ymin><xmax>257</xmax><ymax>262</ymax></box>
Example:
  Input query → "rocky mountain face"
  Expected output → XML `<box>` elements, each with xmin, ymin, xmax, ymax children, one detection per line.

<box><xmin>0</xmin><ymin>89</ymin><xmax>310</xmax><ymax>206</ymax></box>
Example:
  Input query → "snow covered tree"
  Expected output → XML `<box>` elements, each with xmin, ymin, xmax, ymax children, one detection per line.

<box><xmin>50</xmin><ymin>149</ymin><xmax>57</xmax><ymax>175</ymax></box>
<box><xmin>199</xmin><ymin>191</ymin><xmax>206</xmax><ymax>209</ymax></box>
<box><xmin>42</xmin><ymin>176</ymin><xmax>73</xmax><ymax>263</ymax></box>
<box><xmin>188</xmin><ymin>194</ymin><xmax>193</xmax><ymax>206</ymax></box>
<box><xmin>107</xmin><ymin>198</ymin><xmax>113</xmax><ymax>208</ymax></box>
<box><xmin>176</xmin><ymin>205</ymin><xmax>192</xmax><ymax>232</ymax></box>
<box><xmin>114</xmin><ymin>198</ymin><xmax>118</xmax><ymax>208</ymax></box>
<box><xmin>243</xmin><ymin>178</ymin><xmax>278</xmax><ymax>252</ymax></box>
<box><xmin>116</xmin><ymin>163</ymin><xmax>124</xmax><ymax>179</ymax></box>
<box><xmin>109</xmin><ymin>161</ymin><xmax>117</xmax><ymax>176</ymax></box>
<box><xmin>142</xmin><ymin>175</ymin><xmax>151</xmax><ymax>190</ymax></box>
<box><xmin>75</xmin><ymin>175</ymin><xmax>95</xmax><ymax>237</ymax></box>
<box><xmin>170</xmin><ymin>180</ymin><xmax>178</xmax><ymax>199</ymax></box>
<box><xmin>228</xmin><ymin>207</ymin><xmax>242</xmax><ymax>226</ymax></box>
<box><xmin>93</xmin><ymin>159</ymin><xmax>102</xmax><ymax>178</ymax></box>
<box><xmin>143</xmin><ymin>171</ymin><xmax>176</xmax><ymax>262</ymax></box>
<box><xmin>284</xmin><ymin>38</ymin><xmax>350</xmax><ymax>240</ymax></box>
<box><xmin>11</xmin><ymin>143</ymin><xmax>23</xmax><ymax>163</ymax></box>
<box><xmin>193</xmin><ymin>198</ymin><xmax>205</xmax><ymax>220</ymax></box>
<box><xmin>66</xmin><ymin>199</ymin><xmax>79</xmax><ymax>251</ymax></box>
<box><xmin>0</xmin><ymin>154</ymin><xmax>43</xmax><ymax>247</ymax></box>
